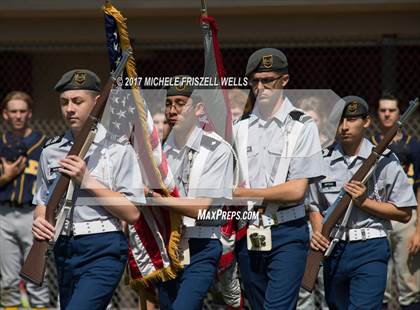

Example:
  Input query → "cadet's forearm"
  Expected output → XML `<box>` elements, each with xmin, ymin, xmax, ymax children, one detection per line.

<box><xmin>84</xmin><ymin>178</ymin><xmax>140</xmax><ymax>224</ymax></box>
<box><xmin>359</xmin><ymin>198</ymin><xmax>412</xmax><ymax>223</ymax></box>
<box><xmin>34</xmin><ymin>205</ymin><xmax>46</xmax><ymax>220</ymax></box>
<box><xmin>150</xmin><ymin>196</ymin><xmax>213</xmax><ymax>218</ymax></box>
<box><xmin>309</xmin><ymin>211</ymin><xmax>323</xmax><ymax>233</ymax></box>
<box><xmin>234</xmin><ymin>178</ymin><xmax>308</xmax><ymax>205</ymax></box>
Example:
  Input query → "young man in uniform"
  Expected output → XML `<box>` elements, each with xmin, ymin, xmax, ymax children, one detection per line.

<box><xmin>31</xmin><ymin>69</ymin><xmax>145</xmax><ymax>309</ymax></box>
<box><xmin>371</xmin><ymin>92</ymin><xmax>420</xmax><ymax>309</ymax></box>
<box><xmin>0</xmin><ymin>91</ymin><xmax>49</xmax><ymax>310</ymax></box>
<box><xmin>233</xmin><ymin>48</ymin><xmax>325</xmax><ymax>309</ymax></box>
<box><xmin>310</xmin><ymin>96</ymin><xmax>416</xmax><ymax>309</ymax></box>
<box><xmin>151</xmin><ymin>80</ymin><xmax>234</xmax><ymax>309</ymax></box>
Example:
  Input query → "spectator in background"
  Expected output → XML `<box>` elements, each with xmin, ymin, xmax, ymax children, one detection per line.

<box><xmin>228</xmin><ymin>88</ymin><xmax>248</xmax><ymax>122</ymax></box>
<box><xmin>299</xmin><ymin>96</ymin><xmax>329</xmax><ymax>147</ymax></box>
<box><xmin>371</xmin><ymin>92</ymin><xmax>420</xmax><ymax>310</ymax></box>
<box><xmin>152</xmin><ymin>111</ymin><xmax>166</xmax><ymax>141</ymax></box>
<box><xmin>0</xmin><ymin>91</ymin><xmax>50</xmax><ymax>310</ymax></box>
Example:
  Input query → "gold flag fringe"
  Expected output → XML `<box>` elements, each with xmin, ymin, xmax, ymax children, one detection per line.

<box><xmin>103</xmin><ymin>1</ymin><xmax>183</xmax><ymax>290</ymax></box>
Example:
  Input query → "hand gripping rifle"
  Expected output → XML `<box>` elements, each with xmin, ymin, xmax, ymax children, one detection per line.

<box><xmin>301</xmin><ymin>97</ymin><xmax>419</xmax><ymax>292</ymax></box>
<box><xmin>20</xmin><ymin>50</ymin><xmax>132</xmax><ymax>286</ymax></box>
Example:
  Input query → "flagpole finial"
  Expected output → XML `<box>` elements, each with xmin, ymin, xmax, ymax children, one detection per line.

<box><xmin>201</xmin><ymin>0</ymin><xmax>208</xmax><ymax>17</ymax></box>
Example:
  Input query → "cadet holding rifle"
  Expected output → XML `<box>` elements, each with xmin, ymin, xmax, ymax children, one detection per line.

<box><xmin>31</xmin><ymin>69</ymin><xmax>145</xmax><ymax>309</ymax></box>
<box><xmin>308</xmin><ymin>96</ymin><xmax>416</xmax><ymax>309</ymax></box>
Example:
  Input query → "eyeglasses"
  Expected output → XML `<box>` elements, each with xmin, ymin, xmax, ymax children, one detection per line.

<box><xmin>249</xmin><ymin>76</ymin><xmax>283</xmax><ymax>88</ymax></box>
<box><xmin>165</xmin><ymin>100</ymin><xmax>190</xmax><ymax>112</ymax></box>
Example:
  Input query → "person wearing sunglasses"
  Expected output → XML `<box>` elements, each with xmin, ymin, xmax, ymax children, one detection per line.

<box><xmin>233</xmin><ymin>48</ymin><xmax>325</xmax><ymax>309</ymax></box>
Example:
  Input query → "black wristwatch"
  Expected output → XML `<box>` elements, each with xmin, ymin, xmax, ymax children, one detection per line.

<box><xmin>146</xmin><ymin>189</ymin><xmax>154</xmax><ymax>197</ymax></box>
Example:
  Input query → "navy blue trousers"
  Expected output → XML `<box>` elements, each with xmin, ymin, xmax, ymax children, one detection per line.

<box><xmin>157</xmin><ymin>238</ymin><xmax>222</xmax><ymax>310</ymax></box>
<box><xmin>53</xmin><ymin>231</ymin><xmax>128</xmax><ymax>310</ymax></box>
<box><xmin>323</xmin><ymin>238</ymin><xmax>390</xmax><ymax>310</ymax></box>
<box><xmin>236</xmin><ymin>218</ymin><xmax>309</xmax><ymax>310</ymax></box>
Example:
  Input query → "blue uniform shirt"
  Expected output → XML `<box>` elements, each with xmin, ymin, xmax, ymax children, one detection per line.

<box><xmin>0</xmin><ymin>130</ymin><xmax>46</xmax><ymax>205</ymax></box>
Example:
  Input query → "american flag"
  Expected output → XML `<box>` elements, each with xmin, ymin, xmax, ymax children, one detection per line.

<box><xmin>103</xmin><ymin>2</ymin><xmax>182</xmax><ymax>290</ymax></box>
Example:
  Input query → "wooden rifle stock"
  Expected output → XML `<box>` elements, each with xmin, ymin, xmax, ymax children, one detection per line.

<box><xmin>20</xmin><ymin>51</ymin><xmax>131</xmax><ymax>286</ymax></box>
<box><xmin>301</xmin><ymin>98</ymin><xmax>419</xmax><ymax>292</ymax></box>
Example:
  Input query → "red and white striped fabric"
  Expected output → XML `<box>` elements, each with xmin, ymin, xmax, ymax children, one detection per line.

<box><xmin>103</xmin><ymin>3</ymin><xmax>183</xmax><ymax>289</ymax></box>
<box><xmin>127</xmin><ymin>95</ymin><xmax>182</xmax><ymax>288</ymax></box>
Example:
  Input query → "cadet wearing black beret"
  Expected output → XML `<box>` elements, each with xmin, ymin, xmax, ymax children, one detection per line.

<box><xmin>234</xmin><ymin>47</ymin><xmax>326</xmax><ymax>309</ymax></box>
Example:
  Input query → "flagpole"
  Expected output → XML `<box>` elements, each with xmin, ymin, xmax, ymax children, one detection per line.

<box><xmin>201</xmin><ymin>0</ymin><xmax>208</xmax><ymax>17</ymax></box>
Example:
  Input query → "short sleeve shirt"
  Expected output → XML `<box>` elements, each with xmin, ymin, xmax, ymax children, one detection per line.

<box><xmin>372</xmin><ymin>132</ymin><xmax>420</xmax><ymax>191</ymax></box>
<box><xmin>163</xmin><ymin>126</ymin><xmax>234</xmax><ymax>199</ymax></box>
<box><xmin>245</xmin><ymin>97</ymin><xmax>326</xmax><ymax>203</ymax></box>
<box><xmin>33</xmin><ymin>125</ymin><xmax>145</xmax><ymax>223</ymax></box>
<box><xmin>309</xmin><ymin>138</ymin><xmax>417</xmax><ymax>231</ymax></box>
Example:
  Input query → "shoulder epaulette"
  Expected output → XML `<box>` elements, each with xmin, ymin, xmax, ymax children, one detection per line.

<box><xmin>43</xmin><ymin>135</ymin><xmax>63</xmax><ymax>148</ymax></box>
<box><xmin>322</xmin><ymin>144</ymin><xmax>335</xmax><ymax>158</ymax></box>
<box><xmin>289</xmin><ymin>110</ymin><xmax>311</xmax><ymax>123</ymax></box>
<box><xmin>201</xmin><ymin>134</ymin><xmax>221</xmax><ymax>151</ymax></box>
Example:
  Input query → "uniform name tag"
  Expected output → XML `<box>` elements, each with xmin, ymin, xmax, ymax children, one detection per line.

<box><xmin>321</xmin><ymin>181</ymin><xmax>336</xmax><ymax>189</ymax></box>
<box><xmin>50</xmin><ymin>166</ymin><xmax>60</xmax><ymax>174</ymax></box>
<box><xmin>247</xmin><ymin>226</ymin><xmax>272</xmax><ymax>251</ymax></box>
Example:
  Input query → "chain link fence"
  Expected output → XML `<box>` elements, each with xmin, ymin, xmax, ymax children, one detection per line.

<box><xmin>1</xmin><ymin>36</ymin><xmax>419</xmax><ymax>309</ymax></box>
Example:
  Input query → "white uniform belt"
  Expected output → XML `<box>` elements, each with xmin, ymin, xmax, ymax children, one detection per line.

<box><xmin>332</xmin><ymin>227</ymin><xmax>387</xmax><ymax>242</ymax></box>
<box><xmin>183</xmin><ymin>226</ymin><xmax>221</xmax><ymax>239</ymax></box>
<box><xmin>71</xmin><ymin>218</ymin><xmax>122</xmax><ymax>236</ymax></box>
<box><xmin>255</xmin><ymin>205</ymin><xmax>305</xmax><ymax>227</ymax></box>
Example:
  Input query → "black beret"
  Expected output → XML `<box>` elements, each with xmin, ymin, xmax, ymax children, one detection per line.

<box><xmin>165</xmin><ymin>75</ymin><xmax>194</xmax><ymax>98</ymax></box>
<box><xmin>54</xmin><ymin>69</ymin><xmax>101</xmax><ymax>92</ymax></box>
<box><xmin>341</xmin><ymin>95</ymin><xmax>369</xmax><ymax>118</ymax></box>
<box><xmin>245</xmin><ymin>48</ymin><xmax>288</xmax><ymax>77</ymax></box>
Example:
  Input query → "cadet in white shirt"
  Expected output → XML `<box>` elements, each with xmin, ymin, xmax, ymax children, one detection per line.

<box><xmin>32</xmin><ymin>69</ymin><xmax>144</xmax><ymax>310</ymax></box>
<box><xmin>309</xmin><ymin>96</ymin><xmax>416</xmax><ymax>309</ymax></box>
<box><xmin>153</xmin><ymin>81</ymin><xmax>234</xmax><ymax>310</ymax></box>
<box><xmin>233</xmin><ymin>48</ymin><xmax>325</xmax><ymax>309</ymax></box>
